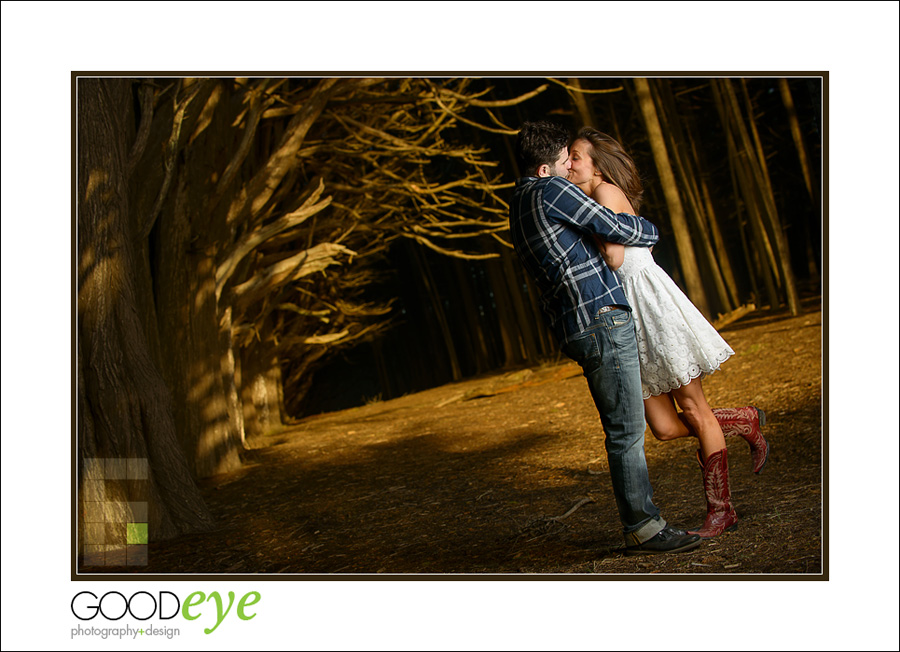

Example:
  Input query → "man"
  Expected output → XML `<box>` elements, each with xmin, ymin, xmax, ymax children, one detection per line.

<box><xmin>509</xmin><ymin>121</ymin><xmax>701</xmax><ymax>555</ymax></box>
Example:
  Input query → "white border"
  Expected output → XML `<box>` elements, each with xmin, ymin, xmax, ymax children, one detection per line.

<box><xmin>3</xmin><ymin>2</ymin><xmax>899</xmax><ymax>650</ymax></box>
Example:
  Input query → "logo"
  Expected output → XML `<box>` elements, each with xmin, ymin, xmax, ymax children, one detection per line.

<box><xmin>71</xmin><ymin>590</ymin><xmax>260</xmax><ymax>635</ymax></box>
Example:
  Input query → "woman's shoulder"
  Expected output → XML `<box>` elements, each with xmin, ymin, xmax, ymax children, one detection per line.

<box><xmin>593</xmin><ymin>183</ymin><xmax>634</xmax><ymax>213</ymax></box>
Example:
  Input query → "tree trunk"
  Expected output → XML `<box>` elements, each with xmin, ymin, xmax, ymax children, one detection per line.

<box><xmin>779</xmin><ymin>79</ymin><xmax>818</xmax><ymax>206</ymax></box>
<box><xmin>566</xmin><ymin>78</ymin><xmax>597</xmax><ymax>128</ymax></box>
<box><xmin>697</xmin><ymin>166</ymin><xmax>741</xmax><ymax>308</ymax></box>
<box><xmin>730</xmin><ymin>80</ymin><xmax>802</xmax><ymax>315</ymax></box>
<box><xmin>713</xmin><ymin>80</ymin><xmax>782</xmax><ymax>310</ymax></box>
<box><xmin>523</xmin><ymin>272</ymin><xmax>554</xmax><ymax>358</ymax></box>
<box><xmin>410</xmin><ymin>244</ymin><xmax>462</xmax><ymax>381</ymax></box>
<box><xmin>484</xmin><ymin>256</ymin><xmax>524</xmax><ymax>368</ymax></box>
<box><xmin>371</xmin><ymin>338</ymin><xmax>395</xmax><ymax>400</ymax></box>
<box><xmin>155</xmin><ymin>152</ymin><xmax>244</xmax><ymax>478</ymax></box>
<box><xmin>732</xmin><ymin>163</ymin><xmax>761</xmax><ymax>305</ymax></box>
<box><xmin>633</xmin><ymin>78</ymin><xmax>711</xmax><ymax>318</ymax></box>
<box><xmin>499</xmin><ymin>246</ymin><xmax>542</xmax><ymax>363</ymax></box>
<box><xmin>77</xmin><ymin>79</ymin><xmax>214</xmax><ymax>551</ymax></box>
<box><xmin>240</xmin><ymin>326</ymin><xmax>285</xmax><ymax>440</ymax></box>
<box><xmin>452</xmin><ymin>259</ymin><xmax>491</xmax><ymax>375</ymax></box>
<box><xmin>651</xmin><ymin>80</ymin><xmax>732</xmax><ymax>315</ymax></box>
<box><xmin>682</xmin><ymin>96</ymin><xmax>742</xmax><ymax>309</ymax></box>
<box><xmin>729</xmin><ymin>128</ymin><xmax>781</xmax><ymax>309</ymax></box>
<box><xmin>779</xmin><ymin>78</ymin><xmax>820</xmax><ymax>279</ymax></box>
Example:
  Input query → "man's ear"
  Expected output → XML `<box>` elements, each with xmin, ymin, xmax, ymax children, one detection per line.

<box><xmin>536</xmin><ymin>164</ymin><xmax>549</xmax><ymax>178</ymax></box>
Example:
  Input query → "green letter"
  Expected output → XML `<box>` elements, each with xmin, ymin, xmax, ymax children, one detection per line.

<box><xmin>204</xmin><ymin>591</ymin><xmax>236</xmax><ymax>634</ymax></box>
<box><xmin>182</xmin><ymin>592</ymin><xmax>205</xmax><ymax>621</ymax></box>
<box><xmin>237</xmin><ymin>592</ymin><xmax>261</xmax><ymax>621</ymax></box>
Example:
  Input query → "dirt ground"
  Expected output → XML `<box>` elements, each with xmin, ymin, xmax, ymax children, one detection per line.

<box><xmin>97</xmin><ymin>298</ymin><xmax>823</xmax><ymax>576</ymax></box>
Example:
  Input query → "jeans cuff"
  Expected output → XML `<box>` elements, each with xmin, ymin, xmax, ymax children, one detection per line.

<box><xmin>624</xmin><ymin>517</ymin><xmax>667</xmax><ymax>547</ymax></box>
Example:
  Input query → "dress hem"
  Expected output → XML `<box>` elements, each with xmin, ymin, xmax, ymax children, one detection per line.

<box><xmin>641</xmin><ymin>350</ymin><xmax>734</xmax><ymax>399</ymax></box>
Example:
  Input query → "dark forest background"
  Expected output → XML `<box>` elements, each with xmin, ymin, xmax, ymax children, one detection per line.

<box><xmin>77</xmin><ymin>76</ymin><xmax>822</xmax><ymax>541</ymax></box>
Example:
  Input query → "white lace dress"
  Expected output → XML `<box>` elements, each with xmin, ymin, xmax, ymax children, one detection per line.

<box><xmin>616</xmin><ymin>246</ymin><xmax>734</xmax><ymax>399</ymax></box>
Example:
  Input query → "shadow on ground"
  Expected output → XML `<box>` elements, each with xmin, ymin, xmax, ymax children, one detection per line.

<box><xmin>85</xmin><ymin>301</ymin><xmax>823</xmax><ymax>576</ymax></box>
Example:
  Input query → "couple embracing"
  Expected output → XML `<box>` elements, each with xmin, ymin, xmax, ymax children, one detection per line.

<box><xmin>509</xmin><ymin>121</ymin><xmax>768</xmax><ymax>555</ymax></box>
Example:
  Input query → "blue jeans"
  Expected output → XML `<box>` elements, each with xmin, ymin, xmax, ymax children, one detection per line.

<box><xmin>561</xmin><ymin>308</ymin><xmax>666</xmax><ymax>546</ymax></box>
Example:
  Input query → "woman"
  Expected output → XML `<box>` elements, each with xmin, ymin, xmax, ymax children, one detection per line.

<box><xmin>566</xmin><ymin>127</ymin><xmax>769</xmax><ymax>538</ymax></box>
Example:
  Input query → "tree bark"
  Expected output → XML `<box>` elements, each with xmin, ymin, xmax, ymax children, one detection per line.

<box><xmin>633</xmin><ymin>78</ymin><xmax>711</xmax><ymax>318</ymax></box>
<box><xmin>566</xmin><ymin>78</ymin><xmax>597</xmax><ymax>127</ymax></box>
<box><xmin>728</xmin><ymin>126</ymin><xmax>781</xmax><ymax>309</ymax></box>
<box><xmin>77</xmin><ymin>78</ymin><xmax>214</xmax><ymax>548</ymax></box>
<box><xmin>730</xmin><ymin>79</ymin><xmax>802</xmax><ymax>315</ymax></box>
<box><xmin>483</xmin><ymin>255</ymin><xmax>524</xmax><ymax>368</ymax></box>
<box><xmin>682</xmin><ymin>95</ymin><xmax>741</xmax><ymax>309</ymax></box>
<box><xmin>779</xmin><ymin>78</ymin><xmax>820</xmax><ymax>279</ymax></box>
<box><xmin>240</xmin><ymin>323</ymin><xmax>285</xmax><ymax>441</ymax></box>
<box><xmin>410</xmin><ymin>243</ymin><xmax>462</xmax><ymax>381</ymax></box>
<box><xmin>452</xmin><ymin>259</ymin><xmax>491</xmax><ymax>376</ymax></box>
<box><xmin>779</xmin><ymin>79</ymin><xmax>818</xmax><ymax>206</ymax></box>
<box><xmin>155</xmin><ymin>139</ymin><xmax>244</xmax><ymax>478</ymax></box>
<box><xmin>651</xmin><ymin>80</ymin><xmax>732</xmax><ymax>315</ymax></box>
<box><xmin>499</xmin><ymin>246</ymin><xmax>542</xmax><ymax>363</ymax></box>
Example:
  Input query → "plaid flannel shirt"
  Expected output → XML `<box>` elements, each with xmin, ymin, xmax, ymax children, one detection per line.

<box><xmin>509</xmin><ymin>176</ymin><xmax>660</xmax><ymax>346</ymax></box>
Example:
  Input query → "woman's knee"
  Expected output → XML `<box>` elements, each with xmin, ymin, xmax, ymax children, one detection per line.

<box><xmin>679</xmin><ymin>402</ymin><xmax>714</xmax><ymax>432</ymax></box>
<box><xmin>648</xmin><ymin>420</ymin><xmax>687</xmax><ymax>441</ymax></box>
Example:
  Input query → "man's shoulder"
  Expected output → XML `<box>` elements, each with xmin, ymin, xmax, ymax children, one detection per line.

<box><xmin>545</xmin><ymin>175</ymin><xmax>577</xmax><ymax>190</ymax></box>
<box><xmin>516</xmin><ymin>175</ymin><xmax>581</xmax><ymax>197</ymax></box>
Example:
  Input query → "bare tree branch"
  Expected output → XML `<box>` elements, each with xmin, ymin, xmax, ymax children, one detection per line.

<box><xmin>215</xmin><ymin>82</ymin><xmax>276</xmax><ymax>200</ymax></box>
<box><xmin>216</xmin><ymin>178</ymin><xmax>332</xmax><ymax>299</ymax></box>
<box><xmin>126</xmin><ymin>83</ymin><xmax>155</xmax><ymax>175</ymax></box>
<box><xmin>402</xmin><ymin>233</ymin><xmax>499</xmax><ymax>260</ymax></box>
<box><xmin>231</xmin><ymin>242</ymin><xmax>356</xmax><ymax>308</ymax></box>
<box><xmin>437</xmin><ymin>84</ymin><xmax>549</xmax><ymax>107</ymax></box>
<box><xmin>227</xmin><ymin>78</ymin><xmax>343</xmax><ymax>227</ymax></box>
<box><xmin>138</xmin><ymin>80</ymin><xmax>207</xmax><ymax>240</ymax></box>
<box><xmin>428</xmin><ymin>91</ymin><xmax>520</xmax><ymax>135</ymax></box>
<box><xmin>546</xmin><ymin>78</ymin><xmax>624</xmax><ymax>94</ymax></box>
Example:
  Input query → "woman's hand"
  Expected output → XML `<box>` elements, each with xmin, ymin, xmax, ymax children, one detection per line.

<box><xmin>594</xmin><ymin>235</ymin><xmax>625</xmax><ymax>270</ymax></box>
<box><xmin>590</xmin><ymin>183</ymin><xmax>633</xmax><ymax>271</ymax></box>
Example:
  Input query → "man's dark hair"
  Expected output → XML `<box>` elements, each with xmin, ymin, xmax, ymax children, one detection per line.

<box><xmin>514</xmin><ymin>120</ymin><xmax>570</xmax><ymax>176</ymax></box>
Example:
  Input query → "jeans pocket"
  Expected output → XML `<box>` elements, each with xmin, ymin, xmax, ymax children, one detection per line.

<box><xmin>609</xmin><ymin>309</ymin><xmax>633</xmax><ymax>328</ymax></box>
<box><xmin>562</xmin><ymin>333</ymin><xmax>594</xmax><ymax>366</ymax></box>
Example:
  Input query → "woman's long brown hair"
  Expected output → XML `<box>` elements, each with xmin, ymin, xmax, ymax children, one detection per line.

<box><xmin>575</xmin><ymin>127</ymin><xmax>644</xmax><ymax>213</ymax></box>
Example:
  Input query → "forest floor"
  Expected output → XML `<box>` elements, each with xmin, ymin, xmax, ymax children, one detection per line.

<box><xmin>98</xmin><ymin>297</ymin><xmax>823</xmax><ymax>577</ymax></box>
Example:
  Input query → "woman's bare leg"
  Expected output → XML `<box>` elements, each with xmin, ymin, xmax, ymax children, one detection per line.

<box><xmin>670</xmin><ymin>378</ymin><xmax>726</xmax><ymax>461</ymax></box>
<box><xmin>644</xmin><ymin>393</ymin><xmax>692</xmax><ymax>441</ymax></box>
<box><xmin>672</xmin><ymin>378</ymin><xmax>737</xmax><ymax>537</ymax></box>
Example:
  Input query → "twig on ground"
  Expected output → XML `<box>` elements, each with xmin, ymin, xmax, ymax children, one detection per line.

<box><xmin>550</xmin><ymin>496</ymin><xmax>595</xmax><ymax>522</ymax></box>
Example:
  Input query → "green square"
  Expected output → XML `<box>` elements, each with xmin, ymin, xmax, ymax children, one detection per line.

<box><xmin>126</xmin><ymin>522</ymin><xmax>148</xmax><ymax>545</ymax></box>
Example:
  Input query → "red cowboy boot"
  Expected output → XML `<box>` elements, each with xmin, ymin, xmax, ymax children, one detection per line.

<box><xmin>713</xmin><ymin>406</ymin><xmax>770</xmax><ymax>473</ymax></box>
<box><xmin>688</xmin><ymin>448</ymin><xmax>738</xmax><ymax>538</ymax></box>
